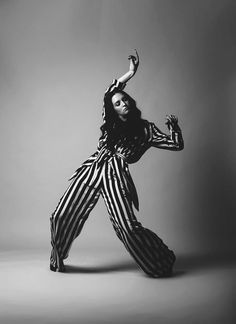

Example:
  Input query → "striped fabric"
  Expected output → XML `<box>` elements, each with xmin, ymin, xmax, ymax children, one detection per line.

<box><xmin>50</xmin><ymin>80</ymin><xmax>183</xmax><ymax>277</ymax></box>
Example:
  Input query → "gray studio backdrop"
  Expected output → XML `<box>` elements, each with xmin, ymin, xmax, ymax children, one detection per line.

<box><xmin>0</xmin><ymin>0</ymin><xmax>235</xmax><ymax>256</ymax></box>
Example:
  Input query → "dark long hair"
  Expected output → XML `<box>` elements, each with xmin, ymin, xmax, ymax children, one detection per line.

<box><xmin>101</xmin><ymin>90</ymin><xmax>145</xmax><ymax>150</ymax></box>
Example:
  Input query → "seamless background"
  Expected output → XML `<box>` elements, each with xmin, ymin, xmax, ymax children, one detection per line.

<box><xmin>0</xmin><ymin>0</ymin><xmax>235</xmax><ymax>257</ymax></box>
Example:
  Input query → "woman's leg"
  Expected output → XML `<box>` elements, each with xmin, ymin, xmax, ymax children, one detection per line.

<box><xmin>101</xmin><ymin>162</ymin><xmax>175</xmax><ymax>277</ymax></box>
<box><xmin>50</xmin><ymin>172</ymin><xmax>100</xmax><ymax>272</ymax></box>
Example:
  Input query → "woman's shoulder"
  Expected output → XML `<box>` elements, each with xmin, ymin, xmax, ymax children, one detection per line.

<box><xmin>143</xmin><ymin>120</ymin><xmax>161</xmax><ymax>130</ymax></box>
<box><xmin>142</xmin><ymin>119</ymin><xmax>152</xmax><ymax>128</ymax></box>
<box><xmin>141</xmin><ymin>120</ymin><xmax>163</xmax><ymax>137</ymax></box>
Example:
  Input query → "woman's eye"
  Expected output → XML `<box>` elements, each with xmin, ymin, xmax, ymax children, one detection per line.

<box><xmin>115</xmin><ymin>101</ymin><xmax>120</xmax><ymax>106</ymax></box>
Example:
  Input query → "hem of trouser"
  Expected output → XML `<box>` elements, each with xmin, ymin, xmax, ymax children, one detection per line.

<box><xmin>50</xmin><ymin>262</ymin><xmax>65</xmax><ymax>272</ymax></box>
<box><xmin>50</xmin><ymin>257</ymin><xmax>65</xmax><ymax>272</ymax></box>
<box><xmin>126</xmin><ymin>227</ymin><xmax>176</xmax><ymax>278</ymax></box>
<box><xmin>148</xmin><ymin>268</ymin><xmax>174</xmax><ymax>278</ymax></box>
<box><xmin>50</xmin><ymin>247</ymin><xmax>66</xmax><ymax>272</ymax></box>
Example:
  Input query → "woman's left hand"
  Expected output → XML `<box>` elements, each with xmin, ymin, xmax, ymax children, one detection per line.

<box><xmin>128</xmin><ymin>49</ymin><xmax>139</xmax><ymax>74</ymax></box>
<box><xmin>165</xmin><ymin>114</ymin><xmax>179</xmax><ymax>131</ymax></box>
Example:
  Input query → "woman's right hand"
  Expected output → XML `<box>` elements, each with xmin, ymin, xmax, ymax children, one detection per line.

<box><xmin>128</xmin><ymin>49</ymin><xmax>139</xmax><ymax>74</ymax></box>
<box><xmin>117</xmin><ymin>50</ymin><xmax>139</xmax><ymax>83</ymax></box>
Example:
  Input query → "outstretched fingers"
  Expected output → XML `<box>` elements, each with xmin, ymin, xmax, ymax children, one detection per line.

<box><xmin>166</xmin><ymin>114</ymin><xmax>177</xmax><ymax>122</ymax></box>
<box><xmin>134</xmin><ymin>49</ymin><xmax>139</xmax><ymax>64</ymax></box>
<box><xmin>165</xmin><ymin>115</ymin><xmax>179</xmax><ymax>129</ymax></box>
<box><xmin>128</xmin><ymin>49</ymin><xmax>139</xmax><ymax>71</ymax></box>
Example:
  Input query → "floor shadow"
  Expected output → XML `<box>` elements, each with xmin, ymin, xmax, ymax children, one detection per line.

<box><xmin>65</xmin><ymin>260</ymin><xmax>187</xmax><ymax>278</ymax></box>
<box><xmin>62</xmin><ymin>254</ymin><xmax>235</xmax><ymax>276</ymax></box>
<box><xmin>175</xmin><ymin>253</ymin><xmax>235</xmax><ymax>274</ymax></box>
<box><xmin>65</xmin><ymin>260</ymin><xmax>138</xmax><ymax>274</ymax></box>
<box><xmin>141</xmin><ymin>269</ymin><xmax>187</xmax><ymax>280</ymax></box>
<box><xmin>170</xmin><ymin>270</ymin><xmax>186</xmax><ymax>278</ymax></box>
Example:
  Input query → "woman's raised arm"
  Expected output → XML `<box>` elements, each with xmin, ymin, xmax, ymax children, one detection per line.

<box><xmin>118</xmin><ymin>49</ymin><xmax>139</xmax><ymax>83</ymax></box>
<box><xmin>103</xmin><ymin>50</ymin><xmax>139</xmax><ymax>103</ymax></box>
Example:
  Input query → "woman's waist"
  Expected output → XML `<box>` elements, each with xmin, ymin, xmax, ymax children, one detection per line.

<box><xmin>80</xmin><ymin>145</ymin><xmax>146</xmax><ymax>166</ymax></box>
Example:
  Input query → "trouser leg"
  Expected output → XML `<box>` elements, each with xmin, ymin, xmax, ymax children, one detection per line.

<box><xmin>101</xmin><ymin>163</ymin><xmax>175</xmax><ymax>277</ymax></box>
<box><xmin>50</xmin><ymin>174</ymin><xmax>100</xmax><ymax>271</ymax></box>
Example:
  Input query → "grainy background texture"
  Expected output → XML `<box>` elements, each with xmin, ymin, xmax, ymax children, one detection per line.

<box><xmin>1</xmin><ymin>0</ymin><xmax>235</xmax><ymax>255</ymax></box>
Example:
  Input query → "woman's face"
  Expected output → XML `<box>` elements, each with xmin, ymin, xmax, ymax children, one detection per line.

<box><xmin>112</xmin><ymin>93</ymin><xmax>130</xmax><ymax>121</ymax></box>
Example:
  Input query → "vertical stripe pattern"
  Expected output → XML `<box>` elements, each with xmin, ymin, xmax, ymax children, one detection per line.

<box><xmin>50</xmin><ymin>79</ymin><xmax>183</xmax><ymax>277</ymax></box>
<box><xmin>50</xmin><ymin>154</ymin><xmax>176</xmax><ymax>277</ymax></box>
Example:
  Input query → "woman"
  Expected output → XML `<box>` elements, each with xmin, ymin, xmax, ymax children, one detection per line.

<box><xmin>50</xmin><ymin>50</ymin><xmax>184</xmax><ymax>277</ymax></box>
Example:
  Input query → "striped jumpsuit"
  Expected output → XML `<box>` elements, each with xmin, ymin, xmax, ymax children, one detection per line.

<box><xmin>50</xmin><ymin>79</ymin><xmax>184</xmax><ymax>277</ymax></box>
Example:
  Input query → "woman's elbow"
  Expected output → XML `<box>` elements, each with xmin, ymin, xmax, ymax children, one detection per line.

<box><xmin>177</xmin><ymin>141</ymin><xmax>184</xmax><ymax>151</ymax></box>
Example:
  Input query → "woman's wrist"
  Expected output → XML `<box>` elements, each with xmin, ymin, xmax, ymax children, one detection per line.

<box><xmin>170</xmin><ymin>125</ymin><xmax>181</xmax><ymax>133</ymax></box>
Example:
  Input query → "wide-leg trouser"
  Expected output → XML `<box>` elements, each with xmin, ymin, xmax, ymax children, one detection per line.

<box><xmin>50</xmin><ymin>159</ymin><xmax>176</xmax><ymax>277</ymax></box>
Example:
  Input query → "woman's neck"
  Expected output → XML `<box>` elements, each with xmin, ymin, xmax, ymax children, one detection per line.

<box><xmin>118</xmin><ymin>115</ymin><xmax>128</xmax><ymax>122</ymax></box>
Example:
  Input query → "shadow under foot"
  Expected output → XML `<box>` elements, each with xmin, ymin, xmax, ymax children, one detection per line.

<box><xmin>65</xmin><ymin>260</ymin><xmax>138</xmax><ymax>274</ymax></box>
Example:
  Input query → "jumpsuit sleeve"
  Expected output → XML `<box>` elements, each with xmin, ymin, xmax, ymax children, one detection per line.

<box><xmin>148</xmin><ymin>122</ymin><xmax>184</xmax><ymax>151</ymax></box>
<box><xmin>104</xmin><ymin>79</ymin><xmax>127</xmax><ymax>96</ymax></box>
<box><xmin>97</xmin><ymin>131</ymin><xmax>108</xmax><ymax>150</ymax></box>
